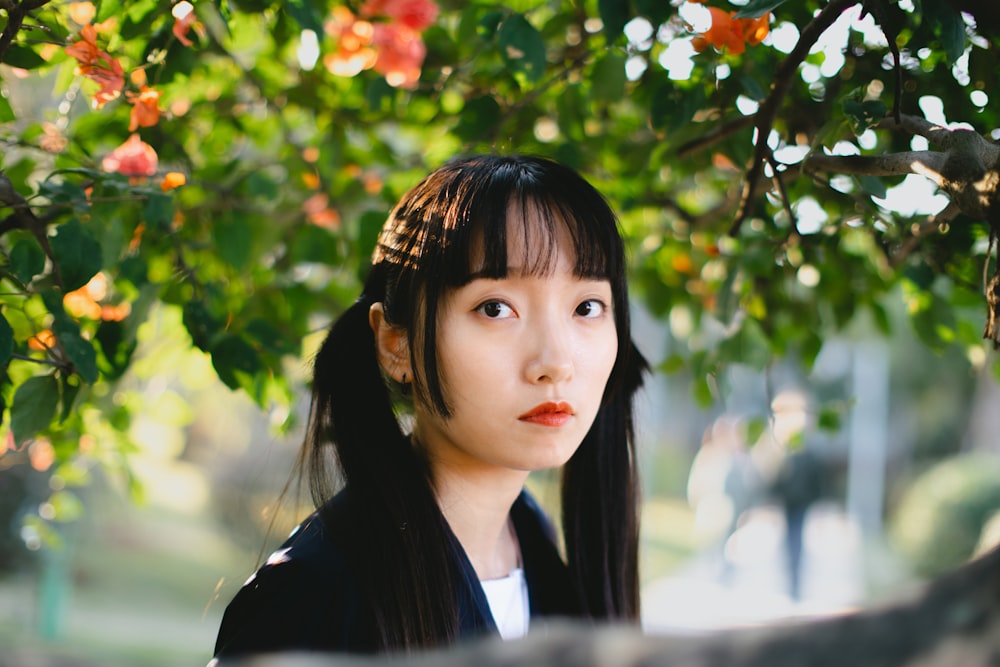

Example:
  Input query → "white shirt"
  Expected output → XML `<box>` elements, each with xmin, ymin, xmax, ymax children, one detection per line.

<box><xmin>480</xmin><ymin>567</ymin><xmax>529</xmax><ymax>640</ymax></box>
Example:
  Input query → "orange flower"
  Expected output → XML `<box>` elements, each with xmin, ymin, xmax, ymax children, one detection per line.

<box><xmin>29</xmin><ymin>438</ymin><xmax>55</xmax><ymax>471</ymax></box>
<box><xmin>65</xmin><ymin>24</ymin><xmax>125</xmax><ymax>107</ymax></box>
<box><xmin>301</xmin><ymin>172</ymin><xmax>320</xmax><ymax>189</ymax></box>
<box><xmin>324</xmin><ymin>7</ymin><xmax>377</xmax><ymax>77</ymax></box>
<box><xmin>40</xmin><ymin>123</ymin><xmax>68</xmax><ymax>153</ymax></box>
<box><xmin>102</xmin><ymin>134</ymin><xmax>158</xmax><ymax>177</ymax></box>
<box><xmin>693</xmin><ymin>8</ymin><xmax>770</xmax><ymax>55</ymax></box>
<box><xmin>372</xmin><ymin>22</ymin><xmax>425</xmax><ymax>89</ymax></box>
<box><xmin>64</xmin><ymin>273</ymin><xmax>107</xmax><ymax>319</ymax></box>
<box><xmin>160</xmin><ymin>172</ymin><xmax>186</xmax><ymax>191</ymax></box>
<box><xmin>172</xmin><ymin>2</ymin><xmax>204</xmax><ymax>47</ymax></box>
<box><xmin>743</xmin><ymin>13</ymin><xmax>770</xmax><ymax>46</ymax></box>
<box><xmin>64</xmin><ymin>23</ymin><xmax>100</xmax><ymax>64</ymax></box>
<box><xmin>129</xmin><ymin>222</ymin><xmax>146</xmax><ymax>252</ymax></box>
<box><xmin>64</xmin><ymin>290</ymin><xmax>102</xmax><ymax>319</ymax></box>
<box><xmin>28</xmin><ymin>329</ymin><xmax>56</xmax><ymax>351</ymax></box>
<box><xmin>362</xmin><ymin>0</ymin><xmax>440</xmax><ymax>31</ymax></box>
<box><xmin>101</xmin><ymin>303</ymin><xmax>131</xmax><ymax>321</ymax></box>
<box><xmin>127</xmin><ymin>86</ymin><xmax>162</xmax><ymax>131</ymax></box>
<box><xmin>69</xmin><ymin>2</ymin><xmax>96</xmax><ymax>26</ymax></box>
<box><xmin>362</xmin><ymin>172</ymin><xmax>383</xmax><ymax>195</ymax></box>
<box><xmin>302</xmin><ymin>192</ymin><xmax>340</xmax><ymax>229</ymax></box>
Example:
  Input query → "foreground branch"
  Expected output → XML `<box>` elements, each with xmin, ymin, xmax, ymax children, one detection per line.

<box><xmin>207</xmin><ymin>544</ymin><xmax>1000</xmax><ymax>667</ymax></box>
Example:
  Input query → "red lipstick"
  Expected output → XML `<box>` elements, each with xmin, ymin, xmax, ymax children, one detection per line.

<box><xmin>519</xmin><ymin>401</ymin><xmax>575</xmax><ymax>427</ymax></box>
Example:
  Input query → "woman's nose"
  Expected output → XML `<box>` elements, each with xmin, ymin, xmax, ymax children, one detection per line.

<box><xmin>524</xmin><ymin>321</ymin><xmax>573</xmax><ymax>384</ymax></box>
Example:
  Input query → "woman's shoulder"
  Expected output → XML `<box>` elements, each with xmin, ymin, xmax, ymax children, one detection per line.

<box><xmin>213</xmin><ymin>491</ymin><xmax>373</xmax><ymax>657</ymax></box>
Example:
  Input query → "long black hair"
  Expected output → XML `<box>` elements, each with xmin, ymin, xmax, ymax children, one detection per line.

<box><xmin>302</xmin><ymin>154</ymin><xmax>647</xmax><ymax>650</ymax></box>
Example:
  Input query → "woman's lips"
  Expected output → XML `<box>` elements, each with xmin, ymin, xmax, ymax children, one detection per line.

<box><xmin>519</xmin><ymin>401</ymin><xmax>575</xmax><ymax>427</ymax></box>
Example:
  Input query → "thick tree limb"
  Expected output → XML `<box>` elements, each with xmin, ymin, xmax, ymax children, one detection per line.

<box><xmin>805</xmin><ymin>113</ymin><xmax>1000</xmax><ymax>345</ymax></box>
<box><xmin>806</xmin><ymin>115</ymin><xmax>1000</xmax><ymax>223</ymax></box>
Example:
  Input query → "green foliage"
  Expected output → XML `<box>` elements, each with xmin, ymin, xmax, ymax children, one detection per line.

<box><xmin>0</xmin><ymin>0</ymin><xmax>996</xmax><ymax>541</ymax></box>
<box><xmin>890</xmin><ymin>454</ymin><xmax>1000</xmax><ymax>577</ymax></box>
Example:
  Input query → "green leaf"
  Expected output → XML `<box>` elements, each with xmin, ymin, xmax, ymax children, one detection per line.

<box><xmin>843</xmin><ymin>99</ymin><xmax>887</xmax><ymax>136</ymax></box>
<box><xmin>284</xmin><ymin>0</ymin><xmax>325</xmax><ymax>34</ymax></box>
<box><xmin>2</xmin><ymin>45</ymin><xmax>46</xmax><ymax>70</ymax></box>
<box><xmin>936</xmin><ymin>4</ymin><xmax>966</xmax><ymax>65</ymax></box>
<box><xmin>0</xmin><ymin>94</ymin><xmax>14</xmax><ymax>123</ymax></box>
<box><xmin>183</xmin><ymin>300</ymin><xmax>224</xmax><ymax>352</ymax></box>
<box><xmin>0</xmin><ymin>313</ymin><xmax>12</xmax><ymax>367</ymax></box>
<box><xmin>858</xmin><ymin>175</ymin><xmax>887</xmax><ymax>199</ymax></box>
<box><xmin>246</xmin><ymin>319</ymin><xmax>296</xmax><ymax>356</ymax></box>
<box><xmin>650</xmin><ymin>81</ymin><xmax>705</xmax><ymax>133</ymax></box>
<box><xmin>11</xmin><ymin>375</ymin><xmax>59</xmax><ymax>445</ymax></box>
<box><xmin>634</xmin><ymin>0</ymin><xmax>673</xmax><ymax>25</ymax></box>
<box><xmin>745</xmin><ymin>417</ymin><xmax>767</xmax><ymax>446</ymax></box>
<box><xmin>52</xmin><ymin>319</ymin><xmax>99</xmax><ymax>384</ymax></box>
<box><xmin>290</xmin><ymin>224</ymin><xmax>339</xmax><ymax>265</ymax></box>
<box><xmin>498</xmin><ymin>14</ymin><xmax>547</xmax><ymax>83</ymax></box>
<box><xmin>734</xmin><ymin>0</ymin><xmax>788</xmax><ymax>19</ymax></box>
<box><xmin>817</xmin><ymin>406</ymin><xmax>842</xmax><ymax>432</ymax></box>
<box><xmin>740</xmin><ymin>75</ymin><xmax>767</xmax><ymax>102</ymax></box>
<box><xmin>591</xmin><ymin>54</ymin><xmax>627</xmax><ymax>102</ymax></box>
<box><xmin>143</xmin><ymin>192</ymin><xmax>175</xmax><ymax>230</ymax></box>
<box><xmin>59</xmin><ymin>375</ymin><xmax>82</xmax><ymax>423</ymax></box>
<box><xmin>211</xmin><ymin>334</ymin><xmax>263</xmax><ymax>390</ymax></box>
<box><xmin>96</xmin><ymin>319</ymin><xmax>138</xmax><ymax>381</ymax></box>
<box><xmin>454</xmin><ymin>95</ymin><xmax>501</xmax><ymax>142</ymax></box>
<box><xmin>9</xmin><ymin>237</ymin><xmax>45</xmax><ymax>284</ymax></box>
<box><xmin>477</xmin><ymin>11</ymin><xmax>504</xmax><ymax>39</ymax></box>
<box><xmin>49</xmin><ymin>219</ymin><xmax>103</xmax><ymax>292</ymax></box>
<box><xmin>212</xmin><ymin>215</ymin><xmax>254</xmax><ymax>271</ymax></box>
<box><xmin>597</xmin><ymin>0</ymin><xmax>630</xmax><ymax>40</ymax></box>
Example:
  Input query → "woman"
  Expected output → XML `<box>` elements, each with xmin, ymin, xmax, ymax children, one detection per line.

<box><xmin>212</xmin><ymin>154</ymin><xmax>647</xmax><ymax>658</ymax></box>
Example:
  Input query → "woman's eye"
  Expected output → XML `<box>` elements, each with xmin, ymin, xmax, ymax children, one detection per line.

<box><xmin>477</xmin><ymin>301</ymin><xmax>515</xmax><ymax>319</ymax></box>
<box><xmin>575</xmin><ymin>299</ymin><xmax>607</xmax><ymax>318</ymax></box>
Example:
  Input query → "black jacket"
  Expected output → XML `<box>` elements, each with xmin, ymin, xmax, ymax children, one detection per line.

<box><xmin>213</xmin><ymin>489</ymin><xmax>581</xmax><ymax>659</ymax></box>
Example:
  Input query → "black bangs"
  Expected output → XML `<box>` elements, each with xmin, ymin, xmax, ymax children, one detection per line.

<box><xmin>440</xmin><ymin>159</ymin><xmax>623</xmax><ymax>286</ymax></box>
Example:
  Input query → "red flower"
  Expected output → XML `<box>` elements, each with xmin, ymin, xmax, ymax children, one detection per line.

<box><xmin>372</xmin><ymin>22</ymin><xmax>425</xmax><ymax>89</ymax></box>
<box><xmin>362</xmin><ymin>0</ymin><xmax>439</xmax><ymax>31</ymax></box>
<box><xmin>102</xmin><ymin>134</ymin><xmax>158</xmax><ymax>177</ymax></box>
<box><xmin>127</xmin><ymin>86</ymin><xmax>162</xmax><ymax>131</ymax></box>
<box><xmin>65</xmin><ymin>23</ymin><xmax>125</xmax><ymax>107</ymax></box>
<box><xmin>172</xmin><ymin>2</ymin><xmax>204</xmax><ymax>47</ymax></box>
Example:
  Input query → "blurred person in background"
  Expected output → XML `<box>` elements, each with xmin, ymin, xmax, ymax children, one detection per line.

<box><xmin>687</xmin><ymin>415</ymin><xmax>762</xmax><ymax>583</ymax></box>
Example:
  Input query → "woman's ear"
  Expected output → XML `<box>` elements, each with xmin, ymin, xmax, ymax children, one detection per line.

<box><xmin>369</xmin><ymin>302</ymin><xmax>411</xmax><ymax>383</ymax></box>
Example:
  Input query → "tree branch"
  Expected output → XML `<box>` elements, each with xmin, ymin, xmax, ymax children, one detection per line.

<box><xmin>730</xmin><ymin>0</ymin><xmax>861</xmax><ymax>236</ymax></box>
<box><xmin>0</xmin><ymin>0</ymin><xmax>52</xmax><ymax>64</ymax></box>
<box><xmin>675</xmin><ymin>114</ymin><xmax>756</xmax><ymax>159</ymax></box>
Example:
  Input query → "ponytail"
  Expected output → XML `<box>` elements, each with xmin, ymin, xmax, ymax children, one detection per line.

<box><xmin>303</xmin><ymin>277</ymin><xmax>461</xmax><ymax>651</ymax></box>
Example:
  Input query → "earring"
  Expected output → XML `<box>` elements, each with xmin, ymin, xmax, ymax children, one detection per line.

<box><xmin>401</xmin><ymin>372</ymin><xmax>411</xmax><ymax>397</ymax></box>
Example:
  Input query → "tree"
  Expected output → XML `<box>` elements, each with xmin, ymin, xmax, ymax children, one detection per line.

<box><xmin>0</xmin><ymin>0</ymin><xmax>995</xmax><ymax>537</ymax></box>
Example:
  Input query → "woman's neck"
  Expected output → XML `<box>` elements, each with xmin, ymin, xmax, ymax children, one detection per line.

<box><xmin>432</xmin><ymin>466</ymin><xmax>527</xmax><ymax>581</ymax></box>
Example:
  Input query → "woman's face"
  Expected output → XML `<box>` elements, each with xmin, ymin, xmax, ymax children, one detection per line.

<box><xmin>412</xmin><ymin>211</ymin><xmax>619</xmax><ymax>481</ymax></box>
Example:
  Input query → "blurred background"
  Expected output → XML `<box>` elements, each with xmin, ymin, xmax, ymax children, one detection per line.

<box><xmin>2</xmin><ymin>1</ymin><xmax>1000</xmax><ymax>665</ymax></box>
